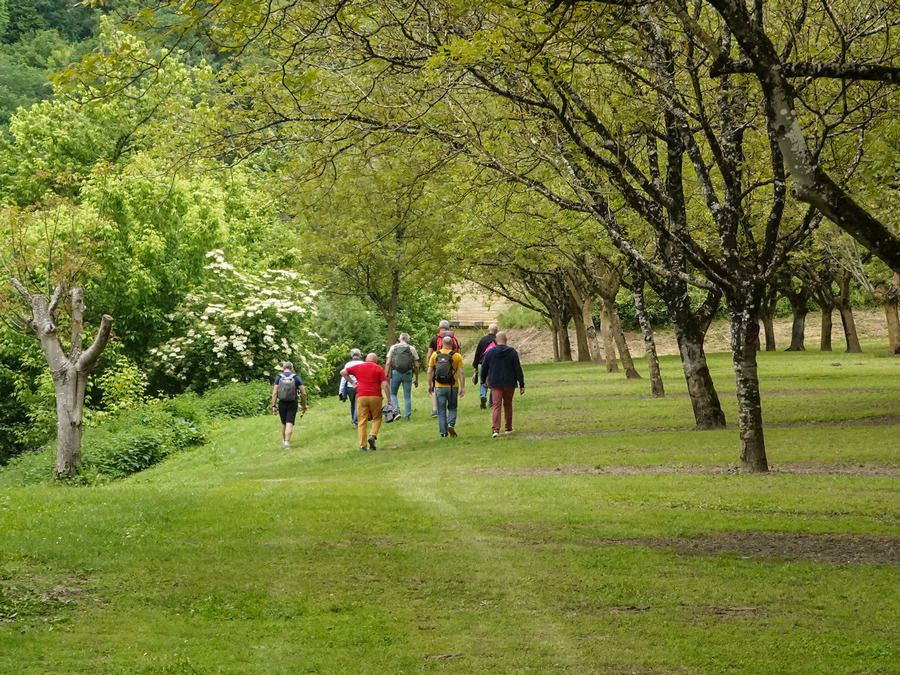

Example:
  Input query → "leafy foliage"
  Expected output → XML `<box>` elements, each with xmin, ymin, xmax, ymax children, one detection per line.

<box><xmin>1</xmin><ymin>380</ymin><xmax>270</xmax><ymax>484</ymax></box>
<box><xmin>149</xmin><ymin>250</ymin><xmax>321</xmax><ymax>392</ymax></box>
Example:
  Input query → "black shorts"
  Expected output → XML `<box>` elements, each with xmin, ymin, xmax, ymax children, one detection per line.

<box><xmin>278</xmin><ymin>400</ymin><xmax>299</xmax><ymax>424</ymax></box>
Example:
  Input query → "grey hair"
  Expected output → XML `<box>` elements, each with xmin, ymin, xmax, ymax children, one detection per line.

<box><xmin>350</xmin><ymin>348</ymin><xmax>362</xmax><ymax>358</ymax></box>
<box><xmin>399</xmin><ymin>332</ymin><xmax>410</xmax><ymax>342</ymax></box>
<box><xmin>282</xmin><ymin>361</ymin><xmax>294</xmax><ymax>370</ymax></box>
<box><xmin>439</xmin><ymin>319</ymin><xmax>450</xmax><ymax>329</ymax></box>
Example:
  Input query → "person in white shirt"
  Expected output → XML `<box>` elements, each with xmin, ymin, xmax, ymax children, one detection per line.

<box><xmin>338</xmin><ymin>348</ymin><xmax>362</xmax><ymax>426</ymax></box>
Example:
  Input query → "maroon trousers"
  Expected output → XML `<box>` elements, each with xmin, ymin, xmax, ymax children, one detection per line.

<box><xmin>491</xmin><ymin>387</ymin><xmax>515</xmax><ymax>432</ymax></box>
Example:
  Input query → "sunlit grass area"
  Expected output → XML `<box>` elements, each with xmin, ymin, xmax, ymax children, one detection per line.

<box><xmin>2</xmin><ymin>349</ymin><xmax>898</xmax><ymax>673</ymax></box>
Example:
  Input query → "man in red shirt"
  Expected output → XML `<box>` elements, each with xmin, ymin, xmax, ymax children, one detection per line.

<box><xmin>341</xmin><ymin>353</ymin><xmax>389</xmax><ymax>451</ymax></box>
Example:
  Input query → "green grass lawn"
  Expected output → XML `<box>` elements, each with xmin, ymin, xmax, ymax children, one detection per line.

<box><xmin>2</xmin><ymin>349</ymin><xmax>898</xmax><ymax>673</ymax></box>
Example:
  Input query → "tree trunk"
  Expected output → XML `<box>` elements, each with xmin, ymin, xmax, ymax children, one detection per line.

<box><xmin>672</xmin><ymin>317</ymin><xmax>727</xmax><ymax>430</ymax></box>
<box><xmin>728</xmin><ymin>299</ymin><xmax>769</xmax><ymax>473</ymax></box>
<box><xmin>874</xmin><ymin>273</ymin><xmax>900</xmax><ymax>355</ymax></box>
<box><xmin>550</xmin><ymin>315</ymin><xmax>561</xmax><ymax>362</ymax></box>
<box><xmin>780</xmin><ymin>277</ymin><xmax>811</xmax><ymax>352</ymax></box>
<box><xmin>582</xmin><ymin>298</ymin><xmax>604</xmax><ymax>364</ymax></box>
<box><xmin>632</xmin><ymin>281</ymin><xmax>665</xmax><ymax>397</ymax></box>
<box><xmin>599</xmin><ymin>300</ymin><xmax>619</xmax><ymax>373</ymax></box>
<box><xmin>758</xmin><ymin>283</ymin><xmax>778</xmax><ymax>351</ymax></box>
<box><xmin>820</xmin><ymin>304</ymin><xmax>834</xmax><ymax>351</ymax></box>
<box><xmin>760</xmin><ymin>315</ymin><xmax>776</xmax><ymax>351</ymax></box>
<box><xmin>786</xmin><ymin>307</ymin><xmax>807</xmax><ymax>351</ymax></box>
<box><xmin>838</xmin><ymin>276</ymin><xmax>863</xmax><ymax>353</ymax></box>
<box><xmin>884</xmin><ymin>297</ymin><xmax>900</xmax><ymax>355</ymax></box>
<box><xmin>385</xmin><ymin>314</ymin><xmax>398</xmax><ymax>354</ymax></box>
<box><xmin>605</xmin><ymin>301</ymin><xmax>640</xmax><ymax>379</ymax></box>
<box><xmin>572</xmin><ymin>305</ymin><xmax>592</xmax><ymax>362</ymax></box>
<box><xmin>11</xmin><ymin>281</ymin><xmax>112</xmax><ymax>479</ymax></box>
<box><xmin>786</xmin><ymin>301</ymin><xmax>808</xmax><ymax>351</ymax></box>
<box><xmin>560</xmin><ymin>320</ymin><xmax>573</xmax><ymax>361</ymax></box>
<box><xmin>53</xmin><ymin>366</ymin><xmax>87</xmax><ymax>477</ymax></box>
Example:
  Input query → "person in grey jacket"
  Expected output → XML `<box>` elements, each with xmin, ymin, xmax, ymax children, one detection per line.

<box><xmin>480</xmin><ymin>332</ymin><xmax>525</xmax><ymax>438</ymax></box>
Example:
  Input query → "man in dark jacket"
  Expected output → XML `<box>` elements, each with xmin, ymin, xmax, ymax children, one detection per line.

<box><xmin>471</xmin><ymin>323</ymin><xmax>498</xmax><ymax>409</ymax></box>
<box><xmin>480</xmin><ymin>332</ymin><xmax>525</xmax><ymax>438</ymax></box>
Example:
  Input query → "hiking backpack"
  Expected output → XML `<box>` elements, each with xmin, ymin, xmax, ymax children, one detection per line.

<box><xmin>392</xmin><ymin>344</ymin><xmax>414</xmax><ymax>373</ymax></box>
<box><xmin>277</xmin><ymin>375</ymin><xmax>298</xmax><ymax>402</ymax></box>
<box><xmin>433</xmin><ymin>352</ymin><xmax>456</xmax><ymax>385</ymax></box>
<box><xmin>435</xmin><ymin>329</ymin><xmax>460</xmax><ymax>353</ymax></box>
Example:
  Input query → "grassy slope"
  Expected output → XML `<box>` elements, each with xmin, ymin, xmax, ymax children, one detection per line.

<box><xmin>1</xmin><ymin>348</ymin><xmax>898</xmax><ymax>674</ymax></box>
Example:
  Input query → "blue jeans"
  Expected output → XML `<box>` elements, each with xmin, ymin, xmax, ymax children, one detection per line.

<box><xmin>390</xmin><ymin>370</ymin><xmax>413</xmax><ymax>418</ymax></box>
<box><xmin>434</xmin><ymin>386</ymin><xmax>458</xmax><ymax>436</ymax></box>
<box><xmin>347</xmin><ymin>387</ymin><xmax>358</xmax><ymax>425</ymax></box>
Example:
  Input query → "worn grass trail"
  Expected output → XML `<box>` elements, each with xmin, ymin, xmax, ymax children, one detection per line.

<box><xmin>2</xmin><ymin>349</ymin><xmax>899</xmax><ymax>673</ymax></box>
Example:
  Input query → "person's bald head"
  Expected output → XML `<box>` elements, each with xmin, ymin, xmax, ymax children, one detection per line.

<box><xmin>495</xmin><ymin>332</ymin><xmax>508</xmax><ymax>345</ymax></box>
<box><xmin>442</xmin><ymin>335</ymin><xmax>454</xmax><ymax>348</ymax></box>
<box><xmin>365</xmin><ymin>352</ymin><xmax>378</xmax><ymax>362</ymax></box>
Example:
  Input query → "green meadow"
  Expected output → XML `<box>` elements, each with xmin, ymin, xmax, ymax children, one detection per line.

<box><xmin>2</xmin><ymin>349</ymin><xmax>898</xmax><ymax>674</ymax></box>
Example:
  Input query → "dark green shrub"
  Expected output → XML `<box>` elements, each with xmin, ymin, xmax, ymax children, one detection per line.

<box><xmin>198</xmin><ymin>382</ymin><xmax>270</xmax><ymax>419</ymax></box>
<box><xmin>89</xmin><ymin>431</ymin><xmax>170</xmax><ymax>479</ymax></box>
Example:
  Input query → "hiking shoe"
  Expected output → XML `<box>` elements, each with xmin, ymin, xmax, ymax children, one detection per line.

<box><xmin>504</xmin><ymin>430</ymin><xmax>513</xmax><ymax>436</ymax></box>
<box><xmin>440</xmin><ymin>433</ymin><xmax>448</xmax><ymax>438</ymax></box>
<box><xmin>447</xmin><ymin>426</ymin><xmax>457</xmax><ymax>438</ymax></box>
<box><xmin>368</xmin><ymin>435</ymin><xmax>377</xmax><ymax>451</ymax></box>
<box><xmin>282</xmin><ymin>440</ymin><xmax>290</xmax><ymax>448</ymax></box>
<box><xmin>359</xmin><ymin>445</ymin><xmax>367</xmax><ymax>452</ymax></box>
<box><xmin>430</xmin><ymin>410</ymin><xmax>438</xmax><ymax>418</ymax></box>
<box><xmin>492</xmin><ymin>431</ymin><xmax>499</xmax><ymax>439</ymax></box>
<box><xmin>480</xmin><ymin>397</ymin><xmax>487</xmax><ymax>409</ymax></box>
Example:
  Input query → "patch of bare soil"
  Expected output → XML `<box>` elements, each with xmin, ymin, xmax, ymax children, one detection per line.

<box><xmin>481</xmin><ymin>309</ymin><xmax>889</xmax><ymax>363</ymax></box>
<box><xmin>644</xmin><ymin>532</ymin><xmax>900</xmax><ymax>565</ymax></box>
<box><xmin>497</xmin><ymin>524</ymin><xmax>900</xmax><ymax>565</ymax></box>
<box><xmin>0</xmin><ymin>575</ymin><xmax>93</xmax><ymax>624</ymax></box>
<box><xmin>474</xmin><ymin>462</ymin><xmax>900</xmax><ymax>477</ymax></box>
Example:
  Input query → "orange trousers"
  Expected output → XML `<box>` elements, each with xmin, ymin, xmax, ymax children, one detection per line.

<box><xmin>356</xmin><ymin>395</ymin><xmax>383</xmax><ymax>448</ymax></box>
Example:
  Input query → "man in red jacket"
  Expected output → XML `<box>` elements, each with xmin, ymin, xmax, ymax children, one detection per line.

<box><xmin>341</xmin><ymin>353</ymin><xmax>389</xmax><ymax>451</ymax></box>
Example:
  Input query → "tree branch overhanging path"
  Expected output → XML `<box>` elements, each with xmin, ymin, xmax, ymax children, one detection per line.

<box><xmin>668</xmin><ymin>0</ymin><xmax>900</xmax><ymax>272</ymax></box>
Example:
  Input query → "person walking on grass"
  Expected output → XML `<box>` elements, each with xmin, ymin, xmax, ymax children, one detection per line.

<box><xmin>385</xmin><ymin>333</ymin><xmax>420</xmax><ymax>421</ymax></box>
<box><xmin>341</xmin><ymin>352</ymin><xmax>389</xmax><ymax>451</ymax></box>
<box><xmin>339</xmin><ymin>348</ymin><xmax>363</xmax><ymax>427</ymax></box>
<box><xmin>271</xmin><ymin>361</ymin><xmax>308</xmax><ymax>448</ymax></box>
<box><xmin>471</xmin><ymin>323</ymin><xmax>498</xmax><ymax>409</ymax></box>
<box><xmin>427</xmin><ymin>334</ymin><xmax>465</xmax><ymax>438</ymax></box>
<box><xmin>425</xmin><ymin>319</ymin><xmax>460</xmax><ymax>417</ymax></box>
<box><xmin>480</xmin><ymin>332</ymin><xmax>524</xmax><ymax>438</ymax></box>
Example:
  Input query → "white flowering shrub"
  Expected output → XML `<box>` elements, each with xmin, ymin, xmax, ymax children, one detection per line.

<box><xmin>150</xmin><ymin>250</ymin><xmax>321</xmax><ymax>390</ymax></box>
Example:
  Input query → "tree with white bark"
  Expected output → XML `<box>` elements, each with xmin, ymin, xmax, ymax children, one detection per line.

<box><xmin>10</xmin><ymin>281</ymin><xmax>112</xmax><ymax>478</ymax></box>
<box><xmin>2</xmin><ymin>201</ymin><xmax>113</xmax><ymax>478</ymax></box>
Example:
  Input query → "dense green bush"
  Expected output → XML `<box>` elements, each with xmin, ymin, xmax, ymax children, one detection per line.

<box><xmin>0</xmin><ymin>380</ymin><xmax>271</xmax><ymax>486</ymax></box>
<box><xmin>82</xmin><ymin>399</ymin><xmax>207</xmax><ymax>480</ymax></box>
<box><xmin>195</xmin><ymin>381</ymin><xmax>271</xmax><ymax>419</ymax></box>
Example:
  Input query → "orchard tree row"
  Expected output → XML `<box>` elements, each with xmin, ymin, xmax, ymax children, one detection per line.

<box><xmin>1</xmin><ymin>0</ymin><xmax>898</xmax><ymax>476</ymax></box>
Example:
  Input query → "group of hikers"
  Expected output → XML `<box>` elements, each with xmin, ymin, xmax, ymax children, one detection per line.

<box><xmin>271</xmin><ymin>321</ymin><xmax>526</xmax><ymax>450</ymax></box>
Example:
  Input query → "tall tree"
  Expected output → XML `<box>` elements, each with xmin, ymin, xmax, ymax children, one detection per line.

<box><xmin>1</xmin><ymin>201</ymin><xmax>111</xmax><ymax>478</ymax></box>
